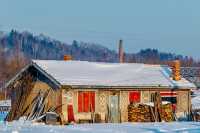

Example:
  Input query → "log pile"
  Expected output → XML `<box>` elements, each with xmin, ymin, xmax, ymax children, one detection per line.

<box><xmin>128</xmin><ymin>92</ymin><xmax>175</xmax><ymax>122</ymax></box>
<box><xmin>128</xmin><ymin>103</ymin><xmax>154</xmax><ymax>122</ymax></box>
<box><xmin>128</xmin><ymin>103</ymin><xmax>174</xmax><ymax>122</ymax></box>
<box><xmin>160</xmin><ymin>103</ymin><xmax>174</xmax><ymax>122</ymax></box>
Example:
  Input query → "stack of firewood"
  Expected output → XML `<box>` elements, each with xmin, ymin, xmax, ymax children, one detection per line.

<box><xmin>128</xmin><ymin>103</ymin><xmax>174</xmax><ymax>122</ymax></box>
<box><xmin>128</xmin><ymin>104</ymin><xmax>153</xmax><ymax>122</ymax></box>
<box><xmin>160</xmin><ymin>104</ymin><xmax>174</xmax><ymax>122</ymax></box>
<box><xmin>128</xmin><ymin>92</ymin><xmax>175</xmax><ymax>122</ymax></box>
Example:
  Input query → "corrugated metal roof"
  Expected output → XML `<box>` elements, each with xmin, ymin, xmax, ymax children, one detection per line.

<box><xmin>32</xmin><ymin>60</ymin><xmax>195</xmax><ymax>89</ymax></box>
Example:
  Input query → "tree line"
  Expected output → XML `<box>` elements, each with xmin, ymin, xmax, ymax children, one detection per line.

<box><xmin>0</xmin><ymin>30</ymin><xmax>200</xmax><ymax>88</ymax></box>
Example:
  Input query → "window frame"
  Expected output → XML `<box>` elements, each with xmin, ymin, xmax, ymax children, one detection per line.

<box><xmin>78</xmin><ymin>91</ymin><xmax>95</xmax><ymax>113</ymax></box>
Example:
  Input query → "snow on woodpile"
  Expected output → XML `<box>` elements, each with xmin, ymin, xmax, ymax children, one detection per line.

<box><xmin>32</xmin><ymin>60</ymin><xmax>195</xmax><ymax>88</ymax></box>
<box><xmin>1</xmin><ymin>121</ymin><xmax>200</xmax><ymax>133</ymax></box>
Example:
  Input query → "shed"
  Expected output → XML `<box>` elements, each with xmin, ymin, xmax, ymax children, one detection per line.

<box><xmin>4</xmin><ymin>60</ymin><xmax>196</xmax><ymax>123</ymax></box>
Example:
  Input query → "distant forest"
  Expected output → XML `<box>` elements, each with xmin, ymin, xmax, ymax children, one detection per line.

<box><xmin>0</xmin><ymin>30</ymin><xmax>200</xmax><ymax>87</ymax></box>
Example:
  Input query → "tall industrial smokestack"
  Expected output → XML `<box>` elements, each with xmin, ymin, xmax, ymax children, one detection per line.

<box><xmin>118</xmin><ymin>39</ymin><xmax>124</xmax><ymax>63</ymax></box>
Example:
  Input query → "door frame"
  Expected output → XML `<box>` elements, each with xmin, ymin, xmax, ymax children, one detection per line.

<box><xmin>108</xmin><ymin>91</ymin><xmax>120</xmax><ymax>123</ymax></box>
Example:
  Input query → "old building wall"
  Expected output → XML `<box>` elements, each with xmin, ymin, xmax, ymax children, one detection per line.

<box><xmin>63</xmin><ymin>89</ymin><xmax>100</xmax><ymax>122</ymax></box>
<box><xmin>0</xmin><ymin>92</ymin><xmax>6</xmax><ymax>100</ymax></box>
<box><xmin>120</xmin><ymin>91</ymin><xmax>128</xmax><ymax>122</ymax></box>
<box><xmin>141</xmin><ymin>90</ymin><xmax>151</xmax><ymax>103</ymax></box>
<box><xmin>176</xmin><ymin>90</ymin><xmax>191</xmax><ymax>119</ymax></box>
<box><xmin>61</xmin><ymin>88</ymin><xmax>191</xmax><ymax>123</ymax></box>
<box><xmin>73</xmin><ymin>90</ymin><xmax>90</xmax><ymax>122</ymax></box>
<box><xmin>72</xmin><ymin>90</ymin><xmax>80</xmax><ymax>122</ymax></box>
<box><xmin>23</xmin><ymin>81</ymin><xmax>60</xmax><ymax>116</ymax></box>
<box><xmin>61</xmin><ymin>89</ymin><xmax>68</xmax><ymax>122</ymax></box>
<box><xmin>97</xmin><ymin>90</ymin><xmax>109</xmax><ymax>122</ymax></box>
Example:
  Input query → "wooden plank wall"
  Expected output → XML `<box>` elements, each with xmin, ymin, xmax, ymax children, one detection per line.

<box><xmin>61</xmin><ymin>88</ymin><xmax>191</xmax><ymax>123</ymax></box>
<box><xmin>0</xmin><ymin>92</ymin><xmax>6</xmax><ymax>100</ymax></box>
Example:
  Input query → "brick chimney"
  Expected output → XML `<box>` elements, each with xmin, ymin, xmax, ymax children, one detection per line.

<box><xmin>64</xmin><ymin>55</ymin><xmax>72</xmax><ymax>61</ymax></box>
<box><xmin>119</xmin><ymin>39</ymin><xmax>124</xmax><ymax>63</ymax></box>
<box><xmin>171</xmin><ymin>60</ymin><xmax>181</xmax><ymax>81</ymax></box>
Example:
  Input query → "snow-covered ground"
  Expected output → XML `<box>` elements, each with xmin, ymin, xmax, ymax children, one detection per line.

<box><xmin>1</xmin><ymin>121</ymin><xmax>200</xmax><ymax>133</ymax></box>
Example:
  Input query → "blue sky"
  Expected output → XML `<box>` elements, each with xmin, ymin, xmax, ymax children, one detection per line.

<box><xmin>0</xmin><ymin>0</ymin><xmax>200</xmax><ymax>58</ymax></box>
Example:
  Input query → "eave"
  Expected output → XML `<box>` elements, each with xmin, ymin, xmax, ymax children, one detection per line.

<box><xmin>61</xmin><ymin>84</ymin><xmax>193</xmax><ymax>90</ymax></box>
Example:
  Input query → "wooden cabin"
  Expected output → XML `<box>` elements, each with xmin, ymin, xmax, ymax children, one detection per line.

<box><xmin>4</xmin><ymin>59</ymin><xmax>196</xmax><ymax>123</ymax></box>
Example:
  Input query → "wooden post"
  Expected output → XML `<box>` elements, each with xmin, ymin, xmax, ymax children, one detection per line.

<box><xmin>154</xmin><ymin>92</ymin><xmax>162</xmax><ymax>122</ymax></box>
<box><xmin>153</xmin><ymin>93</ymin><xmax>158</xmax><ymax>122</ymax></box>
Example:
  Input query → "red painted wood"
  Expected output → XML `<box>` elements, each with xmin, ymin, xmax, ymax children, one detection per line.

<box><xmin>129</xmin><ymin>91</ymin><xmax>140</xmax><ymax>103</ymax></box>
<box><xmin>172</xmin><ymin>104</ymin><xmax>177</xmax><ymax>111</ymax></box>
<box><xmin>160</xmin><ymin>92</ymin><xmax>177</xmax><ymax>97</ymax></box>
<box><xmin>90</xmin><ymin>92</ymin><xmax>95</xmax><ymax>112</ymax></box>
<box><xmin>78</xmin><ymin>92</ymin><xmax>83</xmax><ymax>112</ymax></box>
<box><xmin>83</xmin><ymin>92</ymin><xmax>89</xmax><ymax>112</ymax></box>
<box><xmin>67</xmin><ymin>105</ymin><xmax>75</xmax><ymax>122</ymax></box>
<box><xmin>78</xmin><ymin>91</ymin><xmax>95</xmax><ymax>112</ymax></box>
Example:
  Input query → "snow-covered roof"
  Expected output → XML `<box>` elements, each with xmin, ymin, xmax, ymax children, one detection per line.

<box><xmin>31</xmin><ymin>60</ymin><xmax>195</xmax><ymax>89</ymax></box>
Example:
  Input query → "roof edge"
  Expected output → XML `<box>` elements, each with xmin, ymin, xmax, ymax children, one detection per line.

<box><xmin>62</xmin><ymin>85</ymin><xmax>194</xmax><ymax>90</ymax></box>
<box><xmin>3</xmin><ymin>61</ymin><xmax>62</xmax><ymax>90</ymax></box>
<box><xmin>32</xmin><ymin>62</ymin><xmax>61</xmax><ymax>88</ymax></box>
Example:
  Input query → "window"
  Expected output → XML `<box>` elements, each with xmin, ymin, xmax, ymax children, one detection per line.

<box><xmin>161</xmin><ymin>97</ymin><xmax>177</xmax><ymax>104</ymax></box>
<box><xmin>78</xmin><ymin>91</ymin><xmax>95</xmax><ymax>112</ymax></box>
<box><xmin>129</xmin><ymin>91</ymin><xmax>140</xmax><ymax>103</ymax></box>
<box><xmin>160</xmin><ymin>91</ymin><xmax>177</xmax><ymax>104</ymax></box>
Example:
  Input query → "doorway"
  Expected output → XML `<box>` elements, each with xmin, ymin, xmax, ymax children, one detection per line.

<box><xmin>109</xmin><ymin>92</ymin><xmax>120</xmax><ymax>123</ymax></box>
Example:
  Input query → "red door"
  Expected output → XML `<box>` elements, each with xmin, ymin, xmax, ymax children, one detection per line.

<box><xmin>67</xmin><ymin>105</ymin><xmax>75</xmax><ymax>122</ymax></box>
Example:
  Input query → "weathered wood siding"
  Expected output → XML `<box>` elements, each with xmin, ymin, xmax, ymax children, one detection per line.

<box><xmin>61</xmin><ymin>88</ymin><xmax>191</xmax><ymax>123</ymax></box>
<box><xmin>176</xmin><ymin>90</ymin><xmax>191</xmax><ymax>119</ymax></box>
<box><xmin>141</xmin><ymin>91</ymin><xmax>151</xmax><ymax>103</ymax></box>
<box><xmin>97</xmin><ymin>90</ymin><xmax>109</xmax><ymax>122</ymax></box>
<box><xmin>120</xmin><ymin>91</ymin><xmax>128</xmax><ymax>122</ymax></box>
<box><xmin>24</xmin><ymin>81</ymin><xmax>60</xmax><ymax>116</ymax></box>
